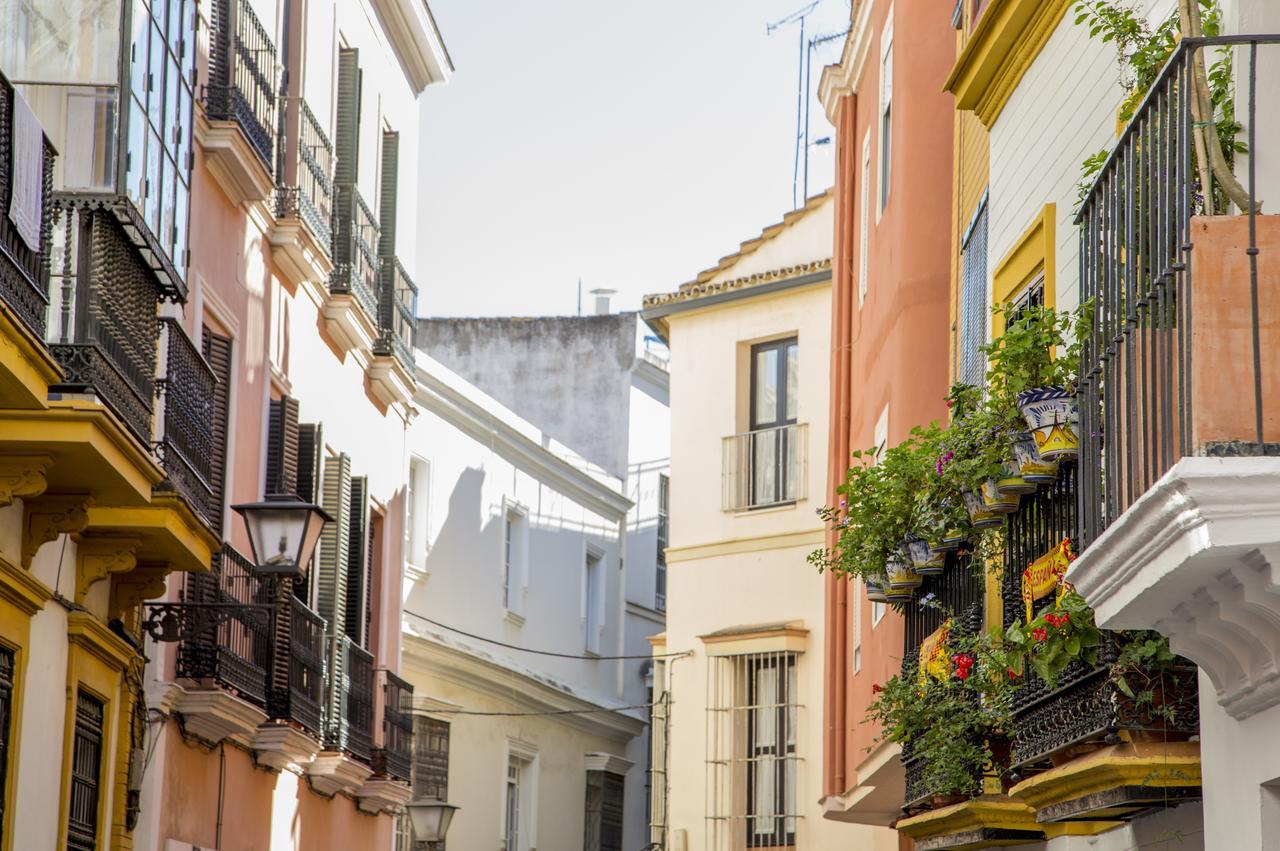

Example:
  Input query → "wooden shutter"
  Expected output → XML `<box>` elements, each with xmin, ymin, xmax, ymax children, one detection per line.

<box><xmin>413</xmin><ymin>716</ymin><xmax>450</xmax><ymax>800</ymax></box>
<box><xmin>334</xmin><ymin>48</ymin><xmax>361</xmax><ymax>187</ymax></box>
<box><xmin>378</xmin><ymin>131</ymin><xmax>399</xmax><ymax>258</ymax></box>
<box><xmin>200</xmin><ymin>328</ymin><xmax>233</xmax><ymax>530</ymax></box>
<box><xmin>296</xmin><ymin>423</ymin><xmax>324</xmax><ymax>503</ymax></box>
<box><xmin>345</xmin><ymin>476</ymin><xmax>370</xmax><ymax>646</ymax></box>
<box><xmin>265</xmin><ymin>396</ymin><xmax>300</xmax><ymax>497</ymax></box>
<box><xmin>315</xmin><ymin>452</ymin><xmax>352</xmax><ymax>634</ymax></box>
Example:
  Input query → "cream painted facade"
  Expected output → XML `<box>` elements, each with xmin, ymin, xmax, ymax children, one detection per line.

<box><xmin>643</xmin><ymin>193</ymin><xmax>896</xmax><ymax>851</ymax></box>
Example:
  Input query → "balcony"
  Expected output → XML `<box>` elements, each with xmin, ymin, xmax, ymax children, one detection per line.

<box><xmin>155</xmin><ymin>319</ymin><xmax>218</xmax><ymax>527</ymax></box>
<box><xmin>1068</xmin><ymin>35</ymin><xmax>1280</xmax><ymax>727</ymax></box>
<box><xmin>203</xmin><ymin>0</ymin><xmax>279</xmax><ymax>204</ymax></box>
<box><xmin>325</xmin><ymin>634</ymin><xmax>375</xmax><ymax>764</ymax></box>
<box><xmin>368</xmin><ymin>257</ymin><xmax>417</xmax><ymax>407</ymax></box>
<box><xmin>325</xmin><ymin>187</ymin><xmax>381</xmax><ymax>353</ymax></box>
<box><xmin>721</xmin><ymin>423</ymin><xmax>808</xmax><ymax>511</ymax></box>
<box><xmin>267</xmin><ymin>592</ymin><xmax>328</xmax><ymax>739</ymax></box>
<box><xmin>272</xmin><ymin>99</ymin><xmax>335</xmax><ymax>288</ymax></box>
<box><xmin>373</xmin><ymin>670</ymin><xmax>414</xmax><ymax>781</ymax></box>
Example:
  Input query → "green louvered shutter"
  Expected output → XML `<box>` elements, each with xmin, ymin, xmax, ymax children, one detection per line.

<box><xmin>296</xmin><ymin>423</ymin><xmax>324</xmax><ymax>503</ymax></box>
<box><xmin>317</xmin><ymin>452</ymin><xmax>352</xmax><ymax>747</ymax></box>
<box><xmin>345</xmin><ymin>476</ymin><xmax>370</xmax><ymax>647</ymax></box>
<box><xmin>376</xmin><ymin>132</ymin><xmax>399</xmax><ymax>338</ymax></box>
<box><xmin>334</xmin><ymin>49</ymin><xmax>361</xmax><ymax>187</ymax></box>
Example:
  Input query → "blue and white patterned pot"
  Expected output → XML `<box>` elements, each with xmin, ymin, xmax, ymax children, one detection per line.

<box><xmin>1012</xmin><ymin>430</ymin><xmax>1059</xmax><ymax>483</ymax></box>
<box><xmin>1016</xmin><ymin>386</ymin><xmax>1080</xmax><ymax>461</ymax></box>
<box><xmin>905</xmin><ymin>535</ymin><xmax>946</xmax><ymax>575</ymax></box>
<box><xmin>865</xmin><ymin>576</ymin><xmax>890</xmax><ymax>603</ymax></box>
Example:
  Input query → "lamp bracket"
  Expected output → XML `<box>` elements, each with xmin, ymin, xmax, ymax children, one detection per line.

<box><xmin>142</xmin><ymin>601</ymin><xmax>274</xmax><ymax>644</ymax></box>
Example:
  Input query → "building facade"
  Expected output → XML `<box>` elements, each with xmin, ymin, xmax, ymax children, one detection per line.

<box><xmin>0</xmin><ymin>0</ymin><xmax>451</xmax><ymax>849</ymax></box>
<box><xmin>640</xmin><ymin>191</ymin><xmax>896</xmax><ymax>851</ymax></box>
<box><xmin>400</xmin><ymin>350</ymin><xmax>650</xmax><ymax>850</ymax></box>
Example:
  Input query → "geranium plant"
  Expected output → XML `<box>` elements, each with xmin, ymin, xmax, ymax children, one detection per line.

<box><xmin>995</xmin><ymin>591</ymin><xmax>1104</xmax><ymax>687</ymax></box>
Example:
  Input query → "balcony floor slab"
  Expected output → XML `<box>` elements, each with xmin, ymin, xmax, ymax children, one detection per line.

<box><xmin>355</xmin><ymin>777</ymin><xmax>413</xmax><ymax>815</ymax></box>
<box><xmin>174</xmin><ymin>686</ymin><xmax>268</xmax><ymax>746</ymax></box>
<box><xmin>252</xmin><ymin>723</ymin><xmax>321</xmax><ymax>773</ymax></box>
<box><xmin>308</xmin><ymin>751</ymin><xmax>374</xmax><ymax>797</ymax></box>
<box><xmin>895</xmin><ymin>796</ymin><xmax>1043</xmax><ymax>850</ymax></box>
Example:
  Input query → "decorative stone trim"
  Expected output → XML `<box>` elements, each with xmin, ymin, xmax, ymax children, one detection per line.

<box><xmin>583</xmin><ymin>752</ymin><xmax>633</xmax><ymax>777</ymax></box>
<box><xmin>308</xmin><ymin>752</ymin><xmax>375</xmax><ymax>797</ymax></box>
<box><xmin>175</xmin><ymin>688</ymin><xmax>268</xmax><ymax>746</ymax></box>
<box><xmin>0</xmin><ymin>454</ymin><xmax>50</xmax><ymax>507</ymax></box>
<box><xmin>894</xmin><ymin>796</ymin><xmax>1043</xmax><ymax>850</ymax></box>
<box><xmin>1068</xmin><ymin>457</ymin><xmax>1280</xmax><ymax>720</ymax></box>
<box><xmin>367</xmin><ymin>354</ymin><xmax>414</xmax><ymax>410</ymax></box>
<box><xmin>355</xmin><ymin>777</ymin><xmax>413</xmax><ymax>815</ymax></box>
<box><xmin>269</xmin><ymin>218</ymin><xmax>334</xmax><ymax>291</ymax></box>
<box><xmin>321</xmin><ymin>294</ymin><xmax>379</xmax><ymax>362</ymax></box>
<box><xmin>196</xmin><ymin>112</ymin><xmax>276</xmax><ymax>206</ymax></box>
<box><xmin>75</xmin><ymin>534</ymin><xmax>140</xmax><ymax>604</ymax></box>
<box><xmin>252</xmin><ymin>723</ymin><xmax>321</xmax><ymax>773</ymax></box>
<box><xmin>22</xmin><ymin>494</ymin><xmax>90</xmax><ymax>567</ymax></box>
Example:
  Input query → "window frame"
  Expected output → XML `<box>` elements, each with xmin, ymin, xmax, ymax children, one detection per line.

<box><xmin>583</xmin><ymin>544</ymin><xmax>605</xmax><ymax>654</ymax></box>
<box><xmin>743</xmin><ymin>654</ymin><xmax>797</xmax><ymax>848</ymax></box>
<box><xmin>66</xmin><ymin>689</ymin><xmax>106</xmax><ymax>851</ymax></box>
<box><xmin>502</xmin><ymin>501</ymin><xmax>529</xmax><ymax>620</ymax></box>
<box><xmin>655</xmin><ymin>474</ymin><xmax>669</xmax><ymax>612</ymax></box>
<box><xmin>877</xmin><ymin>7</ymin><xmax>894</xmax><ymax>217</ymax></box>
<box><xmin>747</xmin><ymin>338</ymin><xmax>800</xmax><ymax>509</ymax></box>
<box><xmin>858</xmin><ymin>130</ymin><xmax>872</xmax><ymax>306</ymax></box>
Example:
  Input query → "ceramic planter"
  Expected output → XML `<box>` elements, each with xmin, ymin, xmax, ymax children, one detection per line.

<box><xmin>1016</xmin><ymin>386</ymin><xmax>1080</xmax><ymax>461</ymax></box>
<box><xmin>1012</xmin><ymin>430</ymin><xmax>1059</xmax><ymax>483</ymax></box>
<box><xmin>940</xmin><ymin>529</ymin><xmax>969</xmax><ymax>550</ymax></box>
<box><xmin>865</xmin><ymin>576</ymin><xmax>890</xmax><ymax>604</ymax></box>
<box><xmin>886</xmin><ymin>557</ymin><xmax>923</xmax><ymax>591</ymax></box>
<box><xmin>962</xmin><ymin>491</ymin><xmax>1003</xmax><ymax>529</ymax></box>
<box><xmin>996</xmin><ymin>460</ymin><xmax>1036</xmax><ymax>496</ymax></box>
<box><xmin>905</xmin><ymin>536</ymin><xmax>946</xmax><ymax>575</ymax></box>
<box><xmin>981</xmin><ymin>479</ymin><xmax>1021</xmax><ymax>515</ymax></box>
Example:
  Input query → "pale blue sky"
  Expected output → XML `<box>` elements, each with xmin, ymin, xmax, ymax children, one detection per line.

<box><xmin>415</xmin><ymin>0</ymin><xmax>851</xmax><ymax>317</ymax></box>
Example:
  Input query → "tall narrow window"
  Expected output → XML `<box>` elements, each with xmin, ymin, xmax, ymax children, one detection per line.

<box><xmin>858</xmin><ymin>131</ymin><xmax>872</xmax><ymax>305</ymax></box>
<box><xmin>202</xmin><ymin>327</ymin><xmax>233</xmax><ymax>531</ymax></box>
<box><xmin>655</xmin><ymin>474</ymin><xmax>669</xmax><ymax>612</ymax></box>
<box><xmin>852</xmin><ymin>579</ymin><xmax>863</xmax><ymax>672</ymax></box>
<box><xmin>584</xmin><ymin>548</ymin><xmax>603</xmax><ymax>653</ymax></box>
<box><xmin>584</xmin><ymin>770</ymin><xmax>625</xmax><ymax>851</ymax></box>
<box><xmin>67</xmin><ymin>690</ymin><xmax>105</xmax><ymax>851</ymax></box>
<box><xmin>959</xmin><ymin>198</ymin><xmax>989</xmax><ymax>388</ymax></box>
<box><xmin>0</xmin><ymin>647</ymin><xmax>13</xmax><ymax>845</ymax></box>
<box><xmin>749</xmin><ymin>338</ymin><xmax>800</xmax><ymax>508</ymax></box>
<box><xmin>503</xmin><ymin>507</ymin><xmax>528</xmax><ymax>616</ymax></box>
<box><xmin>505</xmin><ymin>753</ymin><xmax>535</xmax><ymax>851</ymax></box>
<box><xmin>878</xmin><ymin>10</ymin><xmax>894</xmax><ymax>214</ymax></box>
<box><xmin>409</xmin><ymin>716</ymin><xmax>450</xmax><ymax>849</ymax></box>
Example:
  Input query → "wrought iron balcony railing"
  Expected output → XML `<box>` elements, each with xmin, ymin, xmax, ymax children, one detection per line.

<box><xmin>207</xmin><ymin>0</ymin><xmax>279</xmax><ymax>168</ymax></box>
<box><xmin>155</xmin><ymin>319</ymin><xmax>218</xmax><ymax>526</ymax></box>
<box><xmin>276</xmin><ymin>98</ymin><xmax>334</xmax><ymax>249</ymax></box>
<box><xmin>331</xmin><ymin>186</ymin><xmax>380</xmax><ymax>320</ymax></box>
<box><xmin>268</xmin><ymin>591</ymin><xmax>327</xmax><ymax>738</ymax></box>
<box><xmin>373</xmin><ymin>256</ymin><xmax>417</xmax><ymax>368</ymax></box>
<box><xmin>325</xmin><ymin>634</ymin><xmax>375</xmax><ymax>764</ymax></box>
<box><xmin>722</xmin><ymin>423</ymin><xmax>808</xmax><ymax>511</ymax></box>
<box><xmin>0</xmin><ymin>73</ymin><xmax>56</xmax><ymax>339</ymax></box>
<box><xmin>175</xmin><ymin>545</ymin><xmax>273</xmax><ymax>706</ymax></box>
<box><xmin>1077</xmin><ymin>35</ymin><xmax>1280</xmax><ymax>547</ymax></box>
<box><xmin>373</xmin><ymin>670</ymin><xmax>414</xmax><ymax>781</ymax></box>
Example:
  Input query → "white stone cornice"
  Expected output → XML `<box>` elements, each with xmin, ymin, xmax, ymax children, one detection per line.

<box><xmin>369</xmin><ymin>0</ymin><xmax>453</xmax><ymax>94</ymax></box>
<box><xmin>818</xmin><ymin>0</ymin><xmax>873</xmax><ymax>124</ymax></box>
<box><xmin>252</xmin><ymin>723</ymin><xmax>321</xmax><ymax>773</ymax></box>
<box><xmin>356</xmin><ymin>777</ymin><xmax>414</xmax><ymax>814</ymax></box>
<box><xmin>584</xmin><ymin>752</ymin><xmax>634</xmax><ymax>776</ymax></box>
<box><xmin>308</xmin><ymin>752</ymin><xmax>374</xmax><ymax>796</ymax></box>
<box><xmin>174</xmin><ymin>687</ymin><xmax>268</xmax><ymax>746</ymax></box>
<box><xmin>1069</xmin><ymin>457</ymin><xmax>1280</xmax><ymax>719</ymax></box>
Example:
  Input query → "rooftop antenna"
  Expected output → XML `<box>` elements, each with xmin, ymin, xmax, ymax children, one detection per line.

<box><xmin>804</xmin><ymin>28</ymin><xmax>849</xmax><ymax>199</ymax></box>
<box><xmin>767</xmin><ymin>1</ymin><xmax>820</xmax><ymax>210</ymax></box>
<box><xmin>577</xmin><ymin>278</ymin><xmax>582</xmax><ymax>317</ymax></box>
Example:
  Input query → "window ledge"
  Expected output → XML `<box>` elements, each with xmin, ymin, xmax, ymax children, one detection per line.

<box><xmin>504</xmin><ymin>609</ymin><xmax>526</xmax><ymax>628</ymax></box>
<box><xmin>728</xmin><ymin>500</ymin><xmax>800</xmax><ymax>517</ymax></box>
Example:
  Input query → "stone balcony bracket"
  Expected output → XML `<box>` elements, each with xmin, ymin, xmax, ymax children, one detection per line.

<box><xmin>251</xmin><ymin>722</ymin><xmax>321</xmax><ymax>773</ymax></box>
<box><xmin>174</xmin><ymin>687</ymin><xmax>268</xmax><ymax>747</ymax></box>
<box><xmin>355</xmin><ymin>777</ymin><xmax>413</xmax><ymax>815</ymax></box>
<box><xmin>1069</xmin><ymin>456</ymin><xmax>1280</xmax><ymax>721</ymax></box>
<box><xmin>307</xmin><ymin>751</ymin><xmax>374</xmax><ymax>797</ymax></box>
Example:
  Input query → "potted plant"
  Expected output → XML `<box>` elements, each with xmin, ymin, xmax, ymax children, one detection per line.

<box><xmin>865</xmin><ymin>573</ymin><xmax>890</xmax><ymax>604</ymax></box>
<box><xmin>904</xmin><ymin>533</ymin><xmax>946</xmax><ymax>575</ymax></box>
<box><xmin>1011</xmin><ymin>430</ymin><xmax>1058</xmax><ymax>483</ymax></box>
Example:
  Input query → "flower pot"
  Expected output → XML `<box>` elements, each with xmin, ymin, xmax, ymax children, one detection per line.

<box><xmin>941</xmin><ymin>529</ymin><xmax>969</xmax><ymax>550</ymax></box>
<box><xmin>887</xmin><ymin>560</ymin><xmax>923</xmax><ymax>591</ymax></box>
<box><xmin>1016</xmin><ymin>386</ymin><xmax>1080</xmax><ymax>462</ymax></box>
<box><xmin>884</xmin><ymin>586</ymin><xmax>915</xmax><ymax>604</ymax></box>
<box><xmin>996</xmin><ymin>460</ymin><xmax>1036</xmax><ymax>496</ymax></box>
<box><xmin>865</xmin><ymin>576</ymin><xmax>890</xmax><ymax>603</ymax></box>
<box><xmin>981</xmin><ymin>479</ymin><xmax>1020</xmax><ymax>514</ymax></box>
<box><xmin>962</xmin><ymin>491</ymin><xmax>1003</xmax><ymax>529</ymax></box>
<box><xmin>1012</xmin><ymin>430</ymin><xmax>1059</xmax><ymax>483</ymax></box>
<box><xmin>905</xmin><ymin>536</ymin><xmax>947</xmax><ymax>575</ymax></box>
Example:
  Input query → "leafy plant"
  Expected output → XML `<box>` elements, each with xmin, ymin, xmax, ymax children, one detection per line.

<box><xmin>996</xmin><ymin>591</ymin><xmax>1104</xmax><ymax>687</ymax></box>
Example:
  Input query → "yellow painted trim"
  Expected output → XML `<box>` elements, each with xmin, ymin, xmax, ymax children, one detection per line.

<box><xmin>665</xmin><ymin>528</ymin><xmax>825</xmax><ymax>563</ymax></box>
<box><xmin>0</xmin><ymin>300</ymin><xmax>61</xmax><ymax>410</ymax></box>
<box><xmin>1007</xmin><ymin>741</ymin><xmax>1200</xmax><ymax>811</ymax></box>
<box><xmin>0</xmin><ymin>556</ymin><xmax>47</xmax><ymax>850</ymax></box>
<box><xmin>60</xmin><ymin>612</ymin><xmax>136</xmax><ymax>851</ymax></box>
<box><xmin>88</xmin><ymin>495</ymin><xmax>219</xmax><ymax>576</ymax></box>
<box><xmin>944</xmin><ymin>0</ymin><xmax>1073</xmax><ymax>128</ymax></box>
<box><xmin>992</xmin><ymin>204</ymin><xmax>1057</xmax><ymax>338</ymax></box>
<box><xmin>895</xmin><ymin>795</ymin><xmax>1041</xmax><ymax>840</ymax></box>
<box><xmin>0</xmin><ymin>555</ymin><xmax>53</xmax><ymax>616</ymax></box>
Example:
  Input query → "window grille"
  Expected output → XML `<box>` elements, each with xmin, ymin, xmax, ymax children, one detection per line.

<box><xmin>409</xmin><ymin>716</ymin><xmax>450</xmax><ymax>850</ymax></box>
<box><xmin>584</xmin><ymin>770</ymin><xmax>625</xmax><ymax>851</ymax></box>
<box><xmin>67</xmin><ymin>690</ymin><xmax>104</xmax><ymax>851</ymax></box>
<box><xmin>656</xmin><ymin>475</ymin><xmax>669</xmax><ymax>612</ymax></box>
<box><xmin>959</xmin><ymin>199</ymin><xmax>989</xmax><ymax>388</ymax></box>
<box><xmin>0</xmin><ymin>647</ymin><xmax>12</xmax><ymax>845</ymax></box>
<box><xmin>706</xmin><ymin>652</ymin><xmax>800</xmax><ymax>849</ymax></box>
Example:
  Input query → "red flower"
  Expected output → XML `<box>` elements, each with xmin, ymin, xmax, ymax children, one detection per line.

<box><xmin>871</xmin><ymin>683</ymin><xmax>883</xmax><ymax>694</ymax></box>
<box><xmin>955</xmin><ymin>666</ymin><xmax>970</xmax><ymax>681</ymax></box>
<box><xmin>1007</xmin><ymin>668</ymin><xmax>1020</xmax><ymax>680</ymax></box>
<box><xmin>1060</xmin><ymin>612</ymin><xmax>1070</xmax><ymax>624</ymax></box>
<box><xmin>1032</xmin><ymin>627</ymin><xmax>1048</xmax><ymax>643</ymax></box>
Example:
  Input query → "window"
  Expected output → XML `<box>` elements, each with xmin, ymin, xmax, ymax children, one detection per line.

<box><xmin>504</xmin><ymin>750</ymin><xmax>536</xmax><ymax>851</ymax></box>
<box><xmin>403</xmin><ymin>716</ymin><xmax>450</xmax><ymax>850</ymax></box>
<box><xmin>202</xmin><ymin>326</ymin><xmax>233</xmax><ymax>533</ymax></box>
<box><xmin>852</xmin><ymin>580</ymin><xmax>862</xmax><ymax>672</ymax></box>
<box><xmin>706</xmin><ymin>652</ymin><xmax>799</xmax><ymax>849</ymax></box>
<box><xmin>584</xmin><ymin>547</ymin><xmax>604</xmax><ymax>653</ymax></box>
<box><xmin>506</xmin><ymin>759</ymin><xmax>521</xmax><ymax>850</ymax></box>
<box><xmin>873</xmin><ymin>599</ymin><xmax>886</xmax><ymax>626</ymax></box>
<box><xmin>0</xmin><ymin>647</ymin><xmax>12</xmax><ymax>845</ymax></box>
<box><xmin>584</xmin><ymin>770</ymin><xmax>625</xmax><ymax>851</ymax></box>
<box><xmin>406</xmin><ymin>458</ymin><xmax>430</xmax><ymax>571</ymax></box>
<box><xmin>878</xmin><ymin>9</ymin><xmax>894</xmax><ymax>215</ymax></box>
<box><xmin>858</xmin><ymin>130</ymin><xmax>872</xmax><ymax>305</ymax></box>
<box><xmin>656</xmin><ymin>475</ymin><xmax>669</xmax><ymax>612</ymax></box>
<box><xmin>959</xmin><ymin>198</ymin><xmax>989</xmax><ymax>388</ymax></box>
<box><xmin>749</xmin><ymin>338</ymin><xmax>800</xmax><ymax>507</ymax></box>
<box><xmin>503</xmin><ymin>507</ymin><xmax>528</xmax><ymax>616</ymax></box>
<box><xmin>67</xmin><ymin>690</ymin><xmax>105</xmax><ymax>851</ymax></box>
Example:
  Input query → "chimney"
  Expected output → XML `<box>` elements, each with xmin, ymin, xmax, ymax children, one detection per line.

<box><xmin>589</xmin><ymin>288</ymin><xmax>617</xmax><ymax>315</ymax></box>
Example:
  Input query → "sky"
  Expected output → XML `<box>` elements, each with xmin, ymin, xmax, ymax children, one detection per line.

<box><xmin>415</xmin><ymin>0</ymin><xmax>852</xmax><ymax>317</ymax></box>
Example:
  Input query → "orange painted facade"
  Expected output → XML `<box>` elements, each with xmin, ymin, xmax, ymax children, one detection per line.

<box><xmin>822</xmin><ymin>0</ymin><xmax>957</xmax><ymax>820</ymax></box>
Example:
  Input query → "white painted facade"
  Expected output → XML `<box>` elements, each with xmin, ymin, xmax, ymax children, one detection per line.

<box><xmin>401</xmin><ymin>353</ymin><xmax>649</xmax><ymax>851</ymax></box>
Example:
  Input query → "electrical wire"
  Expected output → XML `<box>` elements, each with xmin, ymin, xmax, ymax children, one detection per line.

<box><xmin>404</xmin><ymin>609</ymin><xmax>691</xmax><ymax>660</ymax></box>
<box><xmin>409</xmin><ymin>702</ymin><xmax>657</xmax><ymax>718</ymax></box>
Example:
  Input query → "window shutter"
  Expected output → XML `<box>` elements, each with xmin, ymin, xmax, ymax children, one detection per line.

<box><xmin>378</xmin><ymin>131</ymin><xmax>398</xmax><ymax>259</ymax></box>
<box><xmin>345</xmin><ymin>476</ymin><xmax>370</xmax><ymax>646</ymax></box>
<box><xmin>315</xmin><ymin>452</ymin><xmax>352</xmax><ymax>635</ymax></box>
<box><xmin>333</xmin><ymin>48</ymin><xmax>361</xmax><ymax>188</ymax></box>
<box><xmin>265</xmin><ymin>396</ymin><xmax>300</xmax><ymax>497</ymax></box>
<box><xmin>959</xmin><ymin>200</ymin><xmax>989</xmax><ymax>389</ymax></box>
<box><xmin>296</xmin><ymin>423</ymin><xmax>324</xmax><ymax>503</ymax></box>
<box><xmin>201</xmin><ymin>327</ymin><xmax>233</xmax><ymax>530</ymax></box>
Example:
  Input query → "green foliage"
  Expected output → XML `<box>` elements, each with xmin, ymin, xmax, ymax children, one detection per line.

<box><xmin>995</xmin><ymin>591</ymin><xmax>1104</xmax><ymax>687</ymax></box>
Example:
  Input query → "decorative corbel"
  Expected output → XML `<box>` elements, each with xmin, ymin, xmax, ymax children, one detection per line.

<box><xmin>0</xmin><ymin>455</ymin><xmax>51</xmax><ymax>508</ymax></box>
<box><xmin>22</xmin><ymin>495</ymin><xmax>91</xmax><ymax>568</ymax></box>
<box><xmin>76</xmin><ymin>534</ymin><xmax>140</xmax><ymax>605</ymax></box>
<box><xmin>110</xmin><ymin>564</ymin><xmax>171</xmax><ymax>622</ymax></box>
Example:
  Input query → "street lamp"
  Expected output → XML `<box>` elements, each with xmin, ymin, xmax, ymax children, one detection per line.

<box><xmin>231</xmin><ymin>499</ymin><xmax>331</xmax><ymax>579</ymax></box>
<box><xmin>404</xmin><ymin>800</ymin><xmax>458</xmax><ymax>843</ymax></box>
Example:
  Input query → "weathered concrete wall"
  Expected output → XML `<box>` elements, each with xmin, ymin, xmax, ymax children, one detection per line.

<box><xmin>418</xmin><ymin>314</ymin><xmax>640</xmax><ymax>478</ymax></box>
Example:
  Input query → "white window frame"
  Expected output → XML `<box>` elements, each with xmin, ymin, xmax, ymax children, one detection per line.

<box><xmin>871</xmin><ymin>403</ymin><xmax>890</xmax><ymax>626</ymax></box>
<box><xmin>502</xmin><ymin>500</ymin><xmax>530</xmax><ymax>622</ymax></box>
<box><xmin>858</xmin><ymin>129</ymin><xmax>872</xmax><ymax>306</ymax></box>
<box><xmin>878</xmin><ymin>7</ymin><xmax>894</xmax><ymax>217</ymax></box>
<box><xmin>583</xmin><ymin>543</ymin><xmax>606</xmax><ymax>654</ymax></box>
<box><xmin>852</xmin><ymin>578</ymin><xmax>863</xmax><ymax>673</ymax></box>
<box><xmin>405</xmin><ymin>456</ymin><xmax>430</xmax><ymax>573</ymax></box>
<box><xmin>503</xmin><ymin>740</ymin><xmax>539</xmax><ymax>851</ymax></box>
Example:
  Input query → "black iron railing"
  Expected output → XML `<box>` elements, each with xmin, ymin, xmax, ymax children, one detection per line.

<box><xmin>331</xmin><ymin>186</ymin><xmax>380</xmax><ymax>319</ymax></box>
<box><xmin>0</xmin><ymin>73</ymin><xmax>55</xmax><ymax>338</ymax></box>
<box><xmin>47</xmin><ymin>203</ymin><xmax>160</xmax><ymax>445</ymax></box>
<box><xmin>276</xmin><ymin>99</ymin><xmax>334</xmax><ymax>249</ymax></box>
<box><xmin>208</xmin><ymin>0</ymin><xmax>278</xmax><ymax>168</ymax></box>
<box><xmin>325</xmin><ymin>635</ymin><xmax>374</xmax><ymax>763</ymax></box>
<box><xmin>177</xmin><ymin>545</ymin><xmax>272</xmax><ymax>706</ymax></box>
<box><xmin>373</xmin><ymin>256</ymin><xmax>417</xmax><ymax>367</ymax></box>
<box><xmin>155</xmin><ymin>319</ymin><xmax>219</xmax><ymax>528</ymax></box>
<box><xmin>1077</xmin><ymin>35</ymin><xmax>1280</xmax><ymax>546</ymax></box>
<box><xmin>269</xmin><ymin>592</ymin><xmax>327</xmax><ymax>738</ymax></box>
<box><xmin>374</xmin><ymin>670</ymin><xmax>414</xmax><ymax>781</ymax></box>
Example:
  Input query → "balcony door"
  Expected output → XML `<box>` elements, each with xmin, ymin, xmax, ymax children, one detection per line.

<box><xmin>749</xmin><ymin>338</ymin><xmax>799</xmax><ymax>507</ymax></box>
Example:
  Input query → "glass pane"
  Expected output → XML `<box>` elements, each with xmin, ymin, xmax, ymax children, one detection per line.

<box><xmin>2</xmin><ymin>0</ymin><xmax>122</xmax><ymax>84</ymax></box>
<box><xmin>146</xmin><ymin>129</ymin><xmax>162</xmax><ymax>231</ymax></box>
<box><xmin>181</xmin><ymin>0</ymin><xmax>196</xmax><ymax>80</ymax></box>
<box><xmin>165</xmin><ymin>55</ymin><xmax>179</xmax><ymax>146</ymax></box>
<box><xmin>785</xmin><ymin>342</ymin><xmax>798</xmax><ymax>421</ymax></box>
<box><xmin>173</xmin><ymin>182</ymin><xmax>188</xmax><ymax>273</ymax></box>
<box><xmin>129</xmin><ymin>7</ymin><xmax>148</xmax><ymax>102</ymax></box>
<box><xmin>53</xmin><ymin>87</ymin><xmax>117</xmax><ymax>192</ymax></box>
<box><xmin>753</xmin><ymin>348</ymin><xmax>778</xmax><ymax>427</ymax></box>
<box><xmin>168</xmin><ymin>0</ymin><xmax>183</xmax><ymax>49</ymax></box>
<box><xmin>751</xmin><ymin>429</ymin><xmax>777</xmax><ymax>506</ymax></box>
<box><xmin>125</xmin><ymin>97</ymin><xmax>146</xmax><ymax>203</ymax></box>
<box><xmin>753</xmin><ymin>666</ymin><xmax>777</xmax><ymax>748</ymax></box>
<box><xmin>148</xmin><ymin>24</ymin><xmax>164</xmax><ymax>132</ymax></box>
<box><xmin>161</xmin><ymin>154</ymin><xmax>176</xmax><ymax>253</ymax></box>
<box><xmin>175</xmin><ymin>86</ymin><xmax>191</xmax><ymax>170</ymax></box>
<box><xmin>754</xmin><ymin>754</ymin><xmax>776</xmax><ymax>826</ymax></box>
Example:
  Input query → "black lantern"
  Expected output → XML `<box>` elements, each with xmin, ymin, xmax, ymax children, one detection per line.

<box><xmin>231</xmin><ymin>499</ymin><xmax>331</xmax><ymax>579</ymax></box>
<box><xmin>405</xmin><ymin>800</ymin><xmax>458</xmax><ymax>843</ymax></box>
